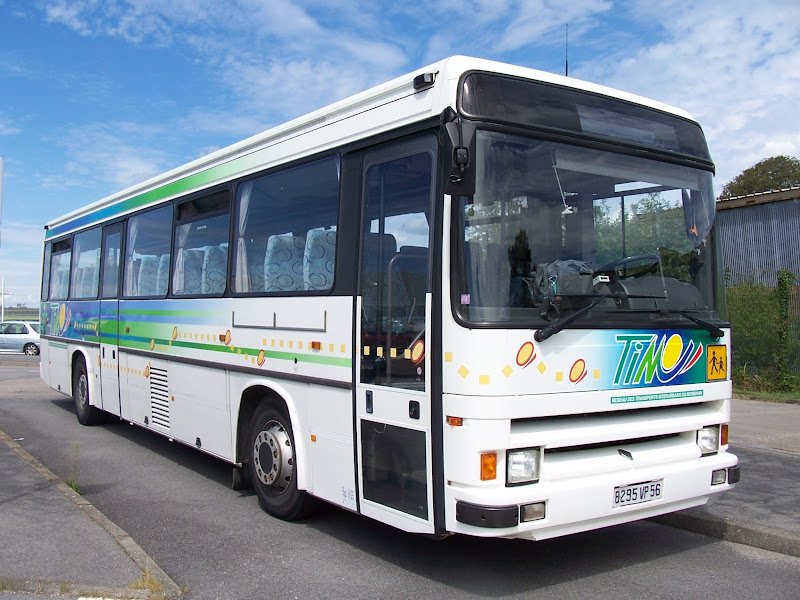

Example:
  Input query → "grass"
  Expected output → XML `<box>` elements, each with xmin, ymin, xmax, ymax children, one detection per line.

<box><xmin>65</xmin><ymin>443</ymin><xmax>82</xmax><ymax>495</ymax></box>
<box><xmin>129</xmin><ymin>572</ymin><xmax>164</xmax><ymax>593</ymax></box>
<box><xmin>733</xmin><ymin>388</ymin><xmax>800</xmax><ymax>404</ymax></box>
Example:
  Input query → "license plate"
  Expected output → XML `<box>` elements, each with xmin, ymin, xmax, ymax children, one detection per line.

<box><xmin>613</xmin><ymin>479</ymin><xmax>663</xmax><ymax>507</ymax></box>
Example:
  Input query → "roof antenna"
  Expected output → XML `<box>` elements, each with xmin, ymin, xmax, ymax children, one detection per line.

<box><xmin>565</xmin><ymin>24</ymin><xmax>569</xmax><ymax>77</ymax></box>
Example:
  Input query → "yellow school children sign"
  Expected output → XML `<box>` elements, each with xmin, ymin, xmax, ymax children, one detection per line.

<box><xmin>706</xmin><ymin>345</ymin><xmax>727</xmax><ymax>381</ymax></box>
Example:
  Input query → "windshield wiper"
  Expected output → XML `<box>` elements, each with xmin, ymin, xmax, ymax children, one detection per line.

<box><xmin>534</xmin><ymin>292</ymin><xmax>627</xmax><ymax>342</ymax></box>
<box><xmin>617</xmin><ymin>307</ymin><xmax>724</xmax><ymax>339</ymax></box>
<box><xmin>533</xmin><ymin>295</ymin><xmax>724</xmax><ymax>343</ymax></box>
<box><xmin>671</xmin><ymin>310</ymin><xmax>724</xmax><ymax>339</ymax></box>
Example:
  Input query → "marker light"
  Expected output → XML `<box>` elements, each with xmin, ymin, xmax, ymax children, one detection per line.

<box><xmin>697</xmin><ymin>426</ymin><xmax>721</xmax><ymax>456</ymax></box>
<box><xmin>507</xmin><ymin>448</ymin><xmax>541</xmax><ymax>486</ymax></box>
<box><xmin>480</xmin><ymin>452</ymin><xmax>497</xmax><ymax>481</ymax></box>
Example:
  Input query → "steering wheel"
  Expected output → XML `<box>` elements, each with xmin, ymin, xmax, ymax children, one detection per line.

<box><xmin>594</xmin><ymin>253</ymin><xmax>660</xmax><ymax>279</ymax></box>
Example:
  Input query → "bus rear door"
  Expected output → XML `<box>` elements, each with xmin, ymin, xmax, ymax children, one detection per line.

<box><xmin>99</xmin><ymin>224</ymin><xmax>122</xmax><ymax>416</ymax></box>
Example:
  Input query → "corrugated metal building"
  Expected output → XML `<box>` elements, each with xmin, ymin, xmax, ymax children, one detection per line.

<box><xmin>716</xmin><ymin>187</ymin><xmax>800</xmax><ymax>285</ymax></box>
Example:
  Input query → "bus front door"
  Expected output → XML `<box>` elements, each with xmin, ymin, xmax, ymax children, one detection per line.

<box><xmin>355</xmin><ymin>136</ymin><xmax>437</xmax><ymax>533</ymax></box>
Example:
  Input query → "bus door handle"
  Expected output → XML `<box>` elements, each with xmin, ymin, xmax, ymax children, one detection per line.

<box><xmin>366</xmin><ymin>390</ymin><xmax>373</xmax><ymax>414</ymax></box>
<box><xmin>409</xmin><ymin>400</ymin><xmax>420</xmax><ymax>420</ymax></box>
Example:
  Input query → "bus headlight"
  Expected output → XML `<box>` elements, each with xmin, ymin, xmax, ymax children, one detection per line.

<box><xmin>506</xmin><ymin>448</ymin><xmax>541</xmax><ymax>486</ymax></box>
<box><xmin>697</xmin><ymin>426</ymin><xmax>720</xmax><ymax>456</ymax></box>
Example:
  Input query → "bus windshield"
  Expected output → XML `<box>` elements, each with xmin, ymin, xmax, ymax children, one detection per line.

<box><xmin>453</xmin><ymin>130</ymin><xmax>723</xmax><ymax>328</ymax></box>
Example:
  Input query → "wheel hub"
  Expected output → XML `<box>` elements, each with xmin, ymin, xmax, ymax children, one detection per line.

<box><xmin>78</xmin><ymin>375</ymin><xmax>88</xmax><ymax>410</ymax></box>
<box><xmin>253</xmin><ymin>421</ymin><xmax>293</xmax><ymax>492</ymax></box>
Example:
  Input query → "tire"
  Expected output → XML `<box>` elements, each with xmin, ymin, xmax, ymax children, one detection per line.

<box><xmin>24</xmin><ymin>343</ymin><xmax>40</xmax><ymax>356</ymax></box>
<box><xmin>248</xmin><ymin>401</ymin><xmax>319</xmax><ymax>521</ymax></box>
<box><xmin>73</xmin><ymin>358</ymin><xmax>102</xmax><ymax>426</ymax></box>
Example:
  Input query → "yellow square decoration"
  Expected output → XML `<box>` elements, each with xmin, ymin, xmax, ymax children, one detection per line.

<box><xmin>707</xmin><ymin>345</ymin><xmax>727</xmax><ymax>381</ymax></box>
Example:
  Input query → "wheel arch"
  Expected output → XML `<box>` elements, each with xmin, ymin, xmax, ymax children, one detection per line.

<box><xmin>70</xmin><ymin>348</ymin><xmax>92</xmax><ymax>397</ymax></box>
<box><xmin>235</xmin><ymin>382</ymin><xmax>311</xmax><ymax>492</ymax></box>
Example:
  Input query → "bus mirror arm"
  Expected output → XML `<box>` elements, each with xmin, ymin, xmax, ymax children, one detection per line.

<box><xmin>441</xmin><ymin>111</ymin><xmax>476</xmax><ymax>197</ymax></box>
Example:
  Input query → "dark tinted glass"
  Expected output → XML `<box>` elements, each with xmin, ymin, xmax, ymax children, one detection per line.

<box><xmin>460</xmin><ymin>73</ymin><xmax>711</xmax><ymax>161</ymax></box>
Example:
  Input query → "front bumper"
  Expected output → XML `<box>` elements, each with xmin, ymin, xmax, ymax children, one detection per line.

<box><xmin>446</xmin><ymin>450</ymin><xmax>739</xmax><ymax>540</ymax></box>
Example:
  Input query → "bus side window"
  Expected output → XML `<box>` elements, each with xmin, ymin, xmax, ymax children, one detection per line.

<box><xmin>172</xmin><ymin>189</ymin><xmax>230</xmax><ymax>297</ymax></box>
<box><xmin>124</xmin><ymin>205</ymin><xmax>173</xmax><ymax>297</ymax></box>
<box><xmin>69</xmin><ymin>227</ymin><xmax>101</xmax><ymax>300</ymax></box>
<box><xmin>232</xmin><ymin>156</ymin><xmax>340</xmax><ymax>295</ymax></box>
<box><xmin>49</xmin><ymin>240</ymin><xmax>72</xmax><ymax>301</ymax></box>
<box><xmin>41</xmin><ymin>243</ymin><xmax>52</xmax><ymax>301</ymax></box>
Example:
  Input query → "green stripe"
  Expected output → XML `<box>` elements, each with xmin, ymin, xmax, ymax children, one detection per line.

<box><xmin>119</xmin><ymin>337</ymin><xmax>352</xmax><ymax>368</ymax></box>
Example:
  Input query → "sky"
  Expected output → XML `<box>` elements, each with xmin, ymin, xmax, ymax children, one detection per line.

<box><xmin>1</xmin><ymin>0</ymin><xmax>799</xmax><ymax>306</ymax></box>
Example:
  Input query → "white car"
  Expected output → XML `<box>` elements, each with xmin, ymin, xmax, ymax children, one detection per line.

<box><xmin>0</xmin><ymin>321</ymin><xmax>41</xmax><ymax>355</ymax></box>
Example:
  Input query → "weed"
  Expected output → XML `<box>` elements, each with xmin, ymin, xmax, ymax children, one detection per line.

<box><xmin>66</xmin><ymin>442</ymin><xmax>82</xmax><ymax>495</ymax></box>
<box><xmin>129</xmin><ymin>572</ymin><xmax>164</xmax><ymax>593</ymax></box>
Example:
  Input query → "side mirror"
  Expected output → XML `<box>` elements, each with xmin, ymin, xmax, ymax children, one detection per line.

<box><xmin>440</xmin><ymin>112</ymin><xmax>476</xmax><ymax>197</ymax></box>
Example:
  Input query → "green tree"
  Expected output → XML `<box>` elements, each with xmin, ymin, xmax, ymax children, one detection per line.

<box><xmin>719</xmin><ymin>155</ymin><xmax>800</xmax><ymax>199</ymax></box>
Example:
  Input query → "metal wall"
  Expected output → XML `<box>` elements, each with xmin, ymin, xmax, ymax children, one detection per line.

<box><xmin>716</xmin><ymin>198</ymin><xmax>800</xmax><ymax>285</ymax></box>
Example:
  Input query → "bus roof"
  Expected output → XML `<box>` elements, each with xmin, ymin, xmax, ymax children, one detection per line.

<box><xmin>44</xmin><ymin>55</ymin><xmax>696</xmax><ymax>238</ymax></box>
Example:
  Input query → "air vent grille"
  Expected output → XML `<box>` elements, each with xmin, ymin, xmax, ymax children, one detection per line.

<box><xmin>149</xmin><ymin>366</ymin><xmax>170</xmax><ymax>429</ymax></box>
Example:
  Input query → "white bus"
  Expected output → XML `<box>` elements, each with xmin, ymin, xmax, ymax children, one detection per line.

<box><xmin>40</xmin><ymin>56</ymin><xmax>738</xmax><ymax>540</ymax></box>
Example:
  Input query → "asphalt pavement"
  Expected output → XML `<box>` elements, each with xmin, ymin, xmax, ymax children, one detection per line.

<box><xmin>0</xmin><ymin>355</ymin><xmax>798</xmax><ymax>598</ymax></box>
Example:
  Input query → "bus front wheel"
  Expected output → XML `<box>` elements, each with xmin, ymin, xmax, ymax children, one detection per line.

<box><xmin>248</xmin><ymin>401</ymin><xmax>318</xmax><ymax>520</ymax></box>
<box><xmin>73</xmin><ymin>358</ymin><xmax>102</xmax><ymax>426</ymax></box>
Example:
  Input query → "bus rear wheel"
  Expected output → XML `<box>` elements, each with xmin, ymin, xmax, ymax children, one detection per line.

<box><xmin>73</xmin><ymin>358</ymin><xmax>102</xmax><ymax>426</ymax></box>
<box><xmin>248</xmin><ymin>401</ymin><xmax>318</xmax><ymax>520</ymax></box>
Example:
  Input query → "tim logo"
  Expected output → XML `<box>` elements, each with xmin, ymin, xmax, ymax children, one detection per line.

<box><xmin>614</xmin><ymin>333</ymin><xmax>703</xmax><ymax>386</ymax></box>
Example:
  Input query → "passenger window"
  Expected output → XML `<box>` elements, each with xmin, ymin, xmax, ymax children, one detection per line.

<box><xmin>101</xmin><ymin>231</ymin><xmax>121</xmax><ymax>299</ymax></box>
<box><xmin>48</xmin><ymin>240</ymin><xmax>72</xmax><ymax>301</ymax></box>
<box><xmin>232</xmin><ymin>156</ymin><xmax>340</xmax><ymax>294</ymax></box>
<box><xmin>172</xmin><ymin>190</ymin><xmax>230</xmax><ymax>297</ymax></box>
<box><xmin>41</xmin><ymin>244</ymin><xmax>52</xmax><ymax>301</ymax></box>
<box><xmin>123</xmin><ymin>206</ymin><xmax>173</xmax><ymax>297</ymax></box>
<box><xmin>70</xmin><ymin>227</ymin><xmax>102</xmax><ymax>300</ymax></box>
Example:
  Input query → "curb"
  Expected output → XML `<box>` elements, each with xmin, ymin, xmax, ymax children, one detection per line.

<box><xmin>0</xmin><ymin>429</ymin><xmax>184</xmax><ymax>599</ymax></box>
<box><xmin>652</xmin><ymin>511</ymin><xmax>800</xmax><ymax>558</ymax></box>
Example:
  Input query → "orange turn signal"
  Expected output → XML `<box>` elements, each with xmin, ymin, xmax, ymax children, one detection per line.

<box><xmin>721</xmin><ymin>423</ymin><xmax>729</xmax><ymax>446</ymax></box>
<box><xmin>480</xmin><ymin>452</ymin><xmax>497</xmax><ymax>481</ymax></box>
<box><xmin>446</xmin><ymin>416</ymin><xmax>463</xmax><ymax>427</ymax></box>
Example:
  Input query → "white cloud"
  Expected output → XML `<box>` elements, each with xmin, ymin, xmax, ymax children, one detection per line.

<box><xmin>40</xmin><ymin>0</ymin><xmax>207</xmax><ymax>45</ymax></box>
<box><xmin>492</xmin><ymin>0</ymin><xmax>612</xmax><ymax>53</ymax></box>
<box><xmin>37</xmin><ymin>0</ymin><xmax>411</xmax><ymax>135</ymax></box>
<box><xmin>0</xmin><ymin>112</ymin><xmax>21</xmax><ymax>135</ymax></box>
<box><xmin>219</xmin><ymin>57</ymin><xmax>381</xmax><ymax>121</ymax></box>
<box><xmin>43</xmin><ymin>121</ymin><xmax>177</xmax><ymax>193</ymax></box>
<box><xmin>575</xmin><ymin>0</ymin><xmax>800</xmax><ymax>188</ymax></box>
<box><xmin>0</xmin><ymin>222</ymin><xmax>45</xmax><ymax>307</ymax></box>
